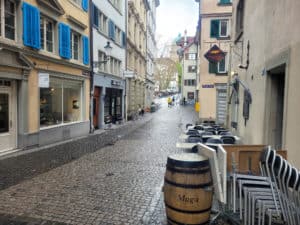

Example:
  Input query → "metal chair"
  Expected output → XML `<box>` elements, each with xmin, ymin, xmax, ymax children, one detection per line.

<box><xmin>220</xmin><ymin>136</ymin><xmax>236</xmax><ymax>144</ymax></box>
<box><xmin>186</xmin><ymin>129</ymin><xmax>199</xmax><ymax>136</ymax></box>
<box><xmin>187</xmin><ymin>135</ymin><xmax>203</xmax><ymax>143</ymax></box>
<box><xmin>206</xmin><ymin>138</ymin><xmax>223</xmax><ymax>144</ymax></box>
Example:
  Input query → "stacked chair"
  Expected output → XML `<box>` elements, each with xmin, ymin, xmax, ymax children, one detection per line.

<box><xmin>230</xmin><ymin>146</ymin><xmax>300</xmax><ymax>225</ymax></box>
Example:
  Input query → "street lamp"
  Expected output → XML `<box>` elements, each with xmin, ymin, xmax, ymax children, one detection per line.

<box><xmin>93</xmin><ymin>41</ymin><xmax>113</xmax><ymax>68</ymax></box>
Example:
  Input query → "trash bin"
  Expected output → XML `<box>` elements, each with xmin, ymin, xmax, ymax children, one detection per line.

<box><xmin>150</xmin><ymin>104</ymin><xmax>156</xmax><ymax>112</ymax></box>
<box><xmin>163</xmin><ymin>153</ymin><xmax>213</xmax><ymax>225</ymax></box>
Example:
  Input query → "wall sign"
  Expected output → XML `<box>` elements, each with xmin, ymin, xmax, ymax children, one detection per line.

<box><xmin>111</xmin><ymin>80</ymin><xmax>121</xmax><ymax>86</ymax></box>
<box><xmin>204</xmin><ymin>45</ymin><xmax>225</xmax><ymax>63</ymax></box>
<box><xmin>202</xmin><ymin>84</ymin><xmax>215</xmax><ymax>88</ymax></box>
<box><xmin>39</xmin><ymin>73</ymin><xmax>49</xmax><ymax>88</ymax></box>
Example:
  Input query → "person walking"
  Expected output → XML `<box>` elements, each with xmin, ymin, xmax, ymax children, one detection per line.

<box><xmin>167</xmin><ymin>97</ymin><xmax>172</xmax><ymax>107</ymax></box>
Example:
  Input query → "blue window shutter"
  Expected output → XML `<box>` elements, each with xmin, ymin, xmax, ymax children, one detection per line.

<box><xmin>109</xmin><ymin>19</ymin><xmax>115</xmax><ymax>41</ymax></box>
<box><xmin>82</xmin><ymin>0</ymin><xmax>88</xmax><ymax>12</ymax></box>
<box><xmin>93</xmin><ymin>4</ymin><xmax>99</xmax><ymax>27</ymax></box>
<box><xmin>59</xmin><ymin>23</ymin><xmax>71</xmax><ymax>59</ymax></box>
<box><xmin>210</xmin><ymin>20</ymin><xmax>220</xmax><ymax>38</ymax></box>
<box><xmin>22</xmin><ymin>2</ymin><xmax>41</xmax><ymax>49</ymax></box>
<box><xmin>122</xmin><ymin>31</ymin><xmax>126</xmax><ymax>48</ymax></box>
<box><xmin>82</xmin><ymin>36</ymin><xmax>89</xmax><ymax>65</ymax></box>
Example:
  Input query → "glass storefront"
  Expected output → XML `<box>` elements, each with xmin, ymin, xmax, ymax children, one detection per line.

<box><xmin>40</xmin><ymin>77</ymin><xmax>82</xmax><ymax>128</ymax></box>
<box><xmin>104</xmin><ymin>88</ymin><xmax>122</xmax><ymax>123</ymax></box>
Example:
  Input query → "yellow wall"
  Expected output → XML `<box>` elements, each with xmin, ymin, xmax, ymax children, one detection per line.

<box><xmin>28</xmin><ymin>69</ymin><xmax>39</xmax><ymax>132</ymax></box>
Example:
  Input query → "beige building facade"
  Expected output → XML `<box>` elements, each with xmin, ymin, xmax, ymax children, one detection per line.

<box><xmin>0</xmin><ymin>0</ymin><xmax>90</xmax><ymax>154</ymax></box>
<box><xmin>228</xmin><ymin>0</ymin><xmax>300</xmax><ymax>167</ymax></box>
<box><xmin>196</xmin><ymin>0</ymin><xmax>232</xmax><ymax>124</ymax></box>
<box><xmin>126</xmin><ymin>0</ymin><xmax>149</xmax><ymax>118</ymax></box>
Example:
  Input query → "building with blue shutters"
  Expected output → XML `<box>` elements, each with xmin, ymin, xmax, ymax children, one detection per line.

<box><xmin>91</xmin><ymin>0</ymin><xmax>126</xmax><ymax>129</ymax></box>
<box><xmin>0</xmin><ymin>0</ymin><xmax>90</xmax><ymax>154</ymax></box>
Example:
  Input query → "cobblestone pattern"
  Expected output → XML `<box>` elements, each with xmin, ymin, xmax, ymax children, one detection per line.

<box><xmin>0</xmin><ymin>100</ymin><xmax>199</xmax><ymax>225</ymax></box>
<box><xmin>0</xmin><ymin>115</ymin><xmax>153</xmax><ymax>191</ymax></box>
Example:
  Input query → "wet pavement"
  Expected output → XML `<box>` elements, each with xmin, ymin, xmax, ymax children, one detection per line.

<box><xmin>0</xmin><ymin>97</ymin><xmax>199</xmax><ymax>225</ymax></box>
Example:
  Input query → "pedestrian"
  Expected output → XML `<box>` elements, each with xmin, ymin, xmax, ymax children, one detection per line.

<box><xmin>183</xmin><ymin>97</ymin><xmax>186</xmax><ymax>105</ymax></box>
<box><xmin>141</xmin><ymin>108</ymin><xmax>144</xmax><ymax>116</ymax></box>
<box><xmin>167</xmin><ymin>97</ymin><xmax>172</xmax><ymax>107</ymax></box>
<box><xmin>172</xmin><ymin>96</ymin><xmax>175</xmax><ymax>106</ymax></box>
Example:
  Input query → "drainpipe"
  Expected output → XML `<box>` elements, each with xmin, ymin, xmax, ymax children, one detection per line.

<box><xmin>124</xmin><ymin>0</ymin><xmax>128</xmax><ymax>121</ymax></box>
<box><xmin>89</xmin><ymin>0</ymin><xmax>94</xmax><ymax>133</ymax></box>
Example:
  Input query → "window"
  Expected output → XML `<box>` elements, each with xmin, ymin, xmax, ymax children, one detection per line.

<box><xmin>115</xmin><ymin>26</ymin><xmax>121</xmax><ymax>45</ymax></box>
<box><xmin>100</xmin><ymin>13</ymin><xmax>108</xmax><ymax>35</ymax></box>
<box><xmin>184</xmin><ymin>79</ymin><xmax>196</xmax><ymax>86</ymax></box>
<box><xmin>209</xmin><ymin>53</ymin><xmax>228</xmax><ymax>74</ymax></box>
<box><xmin>70</xmin><ymin>31</ymin><xmax>80</xmax><ymax>60</ymax></box>
<box><xmin>188</xmin><ymin>65</ymin><xmax>197</xmax><ymax>73</ymax></box>
<box><xmin>210</xmin><ymin>19</ymin><xmax>229</xmax><ymax>38</ymax></box>
<box><xmin>40</xmin><ymin>77</ymin><xmax>83</xmax><ymax>128</ymax></box>
<box><xmin>236</xmin><ymin>0</ymin><xmax>244</xmax><ymax>36</ymax></box>
<box><xmin>98</xmin><ymin>50</ymin><xmax>108</xmax><ymax>73</ymax></box>
<box><xmin>220</xmin><ymin>20</ymin><xmax>228</xmax><ymax>37</ymax></box>
<box><xmin>185</xmin><ymin>53</ymin><xmax>197</xmax><ymax>60</ymax></box>
<box><xmin>0</xmin><ymin>0</ymin><xmax>16</xmax><ymax>40</ymax></box>
<box><xmin>40</xmin><ymin>16</ymin><xmax>54</xmax><ymax>52</ymax></box>
<box><xmin>109</xmin><ymin>0</ymin><xmax>121</xmax><ymax>11</ymax></box>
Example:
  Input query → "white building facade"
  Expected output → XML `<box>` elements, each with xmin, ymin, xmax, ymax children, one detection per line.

<box><xmin>92</xmin><ymin>0</ymin><xmax>126</xmax><ymax>129</ymax></box>
<box><xmin>145</xmin><ymin>0</ymin><xmax>159</xmax><ymax>108</ymax></box>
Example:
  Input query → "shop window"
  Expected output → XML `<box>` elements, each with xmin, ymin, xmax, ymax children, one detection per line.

<box><xmin>40</xmin><ymin>77</ymin><xmax>82</xmax><ymax>128</ymax></box>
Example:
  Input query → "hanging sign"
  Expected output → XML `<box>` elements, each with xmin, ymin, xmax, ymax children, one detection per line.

<box><xmin>39</xmin><ymin>73</ymin><xmax>49</xmax><ymax>88</ymax></box>
<box><xmin>204</xmin><ymin>45</ymin><xmax>225</xmax><ymax>63</ymax></box>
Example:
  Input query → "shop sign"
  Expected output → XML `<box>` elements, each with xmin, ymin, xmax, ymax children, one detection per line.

<box><xmin>204</xmin><ymin>45</ymin><xmax>225</xmax><ymax>63</ymax></box>
<box><xmin>202</xmin><ymin>84</ymin><xmax>214</xmax><ymax>88</ymax></box>
<box><xmin>39</xmin><ymin>73</ymin><xmax>49</xmax><ymax>88</ymax></box>
<box><xmin>123</xmin><ymin>70</ymin><xmax>135</xmax><ymax>78</ymax></box>
<box><xmin>111</xmin><ymin>80</ymin><xmax>121</xmax><ymax>86</ymax></box>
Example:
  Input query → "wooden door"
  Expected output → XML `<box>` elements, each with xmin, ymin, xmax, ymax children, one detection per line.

<box><xmin>93</xmin><ymin>87</ymin><xmax>100</xmax><ymax>129</ymax></box>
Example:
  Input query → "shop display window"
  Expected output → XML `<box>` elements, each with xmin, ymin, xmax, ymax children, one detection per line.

<box><xmin>40</xmin><ymin>77</ymin><xmax>82</xmax><ymax>128</ymax></box>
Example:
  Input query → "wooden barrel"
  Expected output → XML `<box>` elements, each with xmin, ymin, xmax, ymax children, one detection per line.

<box><xmin>164</xmin><ymin>153</ymin><xmax>212</xmax><ymax>225</ymax></box>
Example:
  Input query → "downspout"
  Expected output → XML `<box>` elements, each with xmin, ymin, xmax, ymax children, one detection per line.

<box><xmin>124</xmin><ymin>0</ymin><xmax>128</xmax><ymax>121</ymax></box>
<box><xmin>89</xmin><ymin>0</ymin><xmax>94</xmax><ymax>133</ymax></box>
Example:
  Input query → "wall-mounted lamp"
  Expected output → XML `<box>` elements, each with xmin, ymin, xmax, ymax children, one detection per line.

<box><xmin>93</xmin><ymin>41</ymin><xmax>113</xmax><ymax>67</ymax></box>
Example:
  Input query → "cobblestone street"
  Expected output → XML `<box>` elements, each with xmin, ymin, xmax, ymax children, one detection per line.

<box><xmin>0</xmin><ymin>99</ymin><xmax>199</xmax><ymax>225</ymax></box>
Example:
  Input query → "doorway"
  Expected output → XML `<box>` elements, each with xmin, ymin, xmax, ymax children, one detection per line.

<box><xmin>266</xmin><ymin>66</ymin><xmax>285</xmax><ymax>149</ymax></box>
<box><xmin>93</xmin><ymin>87</ymin><xmax>101</xmax><ymax>129</ymax></box>
<box><xmin>0</xmin><ymin>80</ymin><xmax>16</xmax><ymax>152</ymax></box>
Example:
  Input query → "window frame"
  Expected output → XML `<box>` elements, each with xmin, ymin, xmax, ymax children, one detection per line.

<box><xmin>0</xmin><ymin>0</ymin><xmax>17</xmax><ymax>41</ymax></box>
<box><xmin>40</xmin><ymin>15</ymin><xmax>55</xmax><ymax>53</ymax></box>
<box><xmin>188</xmin><ymin>65</ymin><xmax>197</xmax><ymax>73</ymax></box>
<box><xmin>39</xmin><ymin>77</ymin><xmax>83</xmax><ymax>129</ymax></box>
<box><xmin>70</xmin><ymin>30</ymin><xmax>80</xmax><ymax>61</ymax></box>
<box><xmin>219</xmin><ymin>20</ymin><xmax>229</xmax><ymax>38</ymax></box>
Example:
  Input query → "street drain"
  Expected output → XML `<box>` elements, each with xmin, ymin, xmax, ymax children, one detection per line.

<box><xmin>105</xmin><ymin>172</ymin><xmax>114</xmax><ymax>177</ymax></box>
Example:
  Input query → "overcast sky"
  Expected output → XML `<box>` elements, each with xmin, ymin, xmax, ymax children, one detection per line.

<box><xmin>156</xmin><ymin>0</ymin><xmax>199</xmax><ymax>55</ymax></box>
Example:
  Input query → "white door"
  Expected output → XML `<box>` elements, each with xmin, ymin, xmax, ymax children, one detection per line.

<box><xmin>0</xmin><ymin>80</ymin><xmax>16</xmax><ymax>152</ymax></box>
<box><xmin>216</xmin><ymin>89</ymin><xmax>227</xmax><ymax>124</ymax></box>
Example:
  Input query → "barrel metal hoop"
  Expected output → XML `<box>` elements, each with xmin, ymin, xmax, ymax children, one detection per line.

<box><xmin>167</xmin><ymin>158</ymin><xmax>209</xmax><ymax>168</ymax></box>
<box><xmin>164</xmin><ymin>178</ymin><xmax>212</xmax><ymax>189</ymax></box>
<box><xmin>166</xmin><ymin>165</ymin><xmax>210</xmax><ymax>174</ymax></box>
<box><xmin>167</xmin><ymin>216</ymin><xmax>210</xmax><ymax>225</ymax></box>
<box><xmin>165</xmin><ymin>202</ymin><xmax>211</xmax><ymax>214</ymax></box>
